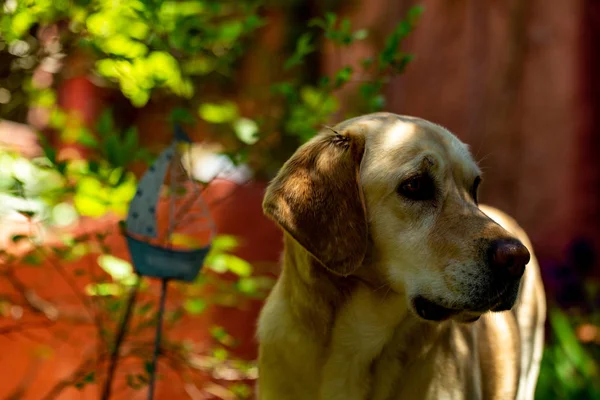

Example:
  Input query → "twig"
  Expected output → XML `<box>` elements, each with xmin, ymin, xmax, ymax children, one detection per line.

<box><xmin>101</xmin><ymin>280</ymin><xmax>140</xmax><ymax>400</ymax></box>
<box><xmin>4</xmin><ymin>358</ymin><xmax>43</xmax><ymax>400</ymax></box>
<box><xmin>43</xmin><ymin>250</ymin><xmax>95</xmax><ymax>322</ymax></box>
<box><xmin>0</xmin><ymin>320</ymin><xmax>54</xmax><ymax>335</ymax></box>
<box><xmin>40</xmin><ymin>354</ymin><xmax>97</xmax><ymax>400</ymax></box>
<box><xmin>0</xmin><ymin>269</ymin><xmax>91</xmax><ymax>324</ymax></box>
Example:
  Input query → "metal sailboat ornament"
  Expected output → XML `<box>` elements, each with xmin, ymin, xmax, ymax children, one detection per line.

<box><xmin>125</xmin><ymin>124</ymin><xmax>214</xmax><ymax>281</ymax></box>
<box><xmin>102</xmin><ymin>125</ymin><xmax>215</xmax><ymax>400</ymax></box>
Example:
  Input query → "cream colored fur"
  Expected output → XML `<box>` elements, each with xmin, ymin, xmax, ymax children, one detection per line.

<box><xmin>257</xmin><ymin>113</ymin><xmax>546</xmax><ymax>400</ymax></box>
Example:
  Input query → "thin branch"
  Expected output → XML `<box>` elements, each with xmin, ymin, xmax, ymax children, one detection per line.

<box><xmin>40</xmin><ymin>354</ymin><xmax>97</xmax><ymax>400</ymax></box>
<box><xmin>0</xmin><ymin>269</ymin><xmax>91</xmax><ymax>324</ymax></box>
<box><xmin>42</xmin><ymin>251</ymin><xmax>95</xmax><ymax>320</ymax></box>
<box><xmin>4</xmin><ymin>358</ymin><xmax>43</xmax><ymax>400</ymax></box>
<box><xmin>101</xmin><ymin>281</ymin><xmax>139</xmax><ymax>400</ymax></box>
<box><xmin>0</xmin><ymin>320</ymin><xmax>54</xmax><ymax>335</ymax></box>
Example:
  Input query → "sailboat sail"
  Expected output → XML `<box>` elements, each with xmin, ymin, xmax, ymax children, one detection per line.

<box><xmin>126</xmin><ymin>144</ymin><xmax>176</xmax><ymax>238</ymax></box>
<box><xmin>124</xmin><ymin>124</ymin><xmax>213</xmax><ymax>281</ymax></box>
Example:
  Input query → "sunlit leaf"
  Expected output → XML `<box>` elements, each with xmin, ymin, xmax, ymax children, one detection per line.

<box><xmin>11</xmin><ymin>12</ymin><xmax>35</xmax><ymax>37</ymax></box>
<box><xmin>144</xmin><ymin>361</ymin><xmax>154</xmax><ymax>375</ymax></box>
<box><xmin>85</xmin><ymin>283</ymin><xmax>122</xmax><ymax>296</ymax></box>
<box><xmin>218</xmin><ymin>21</ymin><xmax>244</xmax><ymax>42</ymax></box>
<box><xmin>184</xmin><ymin>298</ymin><xmax>206</xmax><ymax>314</ymax></box>
<box><xmin>224</xmin><ymin>254</ymin><xmax>252</xmax><ymax>277</ymax></box>
<box><xmin>103</xmin><ymin>35</ymin><xmax>148</xmax><ymax>58</ymax></box>
<box><xmin>11</xmin><ymin>234</ymin><xmax>29</xmax><ymax>243</ymax></box>
<box><xmin>198</xmin><ymin>102</ymin><xmax>238</xmax><ymax>124</ymax></box>
<box><xmin>74</xmin><ymin>176</ymin><xmax>109</xmax><ymax>217</ymax></box>
<box><xmin>284</xmin><ymin>33</ymin><xmax>315</xmax><ymax>70</ymax></box>
<box><xmin>96</xmin><ymin>109</ymin><xmax>114</xmax><ymax>137</ymax></box>
<box><xmin>77</xmin><ymin>128</ymin><xmax>99</xmax><ymax>148</ymax></box>
<box><xmin>234</xmin><ymin>118</ymin><xmax>259</xmax><ymax>145</ymax></box>
<box><xmin>213</xmin><ymin>347</ymin><xmax>228</xmax><ymax>361</ymax></box>
<box><xmin>550</xmin><ymin>309</ymin><xmax>598</xmax><ymax>377</ymax></box>
<box><xmin>51</xmin><ymin>202</ymin><xmax>79</xmax><ymax>227</ymax></box>
<box><xmin>353</xmin><ymin>29</ymin><xmax>368</xmax><ymax>40</ymax></box>
<box><xmin>97</xmin><ymin>254</ymin><xmax>137</xmax><ymax>285</ymax></box>
<box><xmin>206</xmin><ymin>253</ymin><xmax>228</xmax><ymax>273</ymax></box>
<box><xmin>23</xmin><ymin>253</ymin><xmax>43</xmax><ymax>266</ymax></box>
<box><xmin>169</xmin><ymin>107</ymin><xmax>195</xmax><ymax>125</ymax></box>
<box><xmin>237</xmin><ymin>277</ymin><xmax>257</xmax><ymax>295</ymax></box>
<box><xmin>211</xmin><ymin>235</ymin><xmax>239</xmax><ymax>252</ymax></box>
<box><xmin>210</xmin><ymin>326</ymin><xmax>236</xmax><ymax>346</ymax></box>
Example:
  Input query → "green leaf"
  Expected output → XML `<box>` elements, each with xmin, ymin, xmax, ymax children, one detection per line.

<box><xmin>213</xmin><ymin>347</ymin><xmax>228</xmax><ymax>361</ymax></box>
<box><xmin>230</xmin><ymin>383</ymin><xmax>252</xmax><ymax>399</ymax></box>
<box><xmin>104</xmin><ymin>134</ymin><xmax>122</xmax><ymax>166</ymax></box>
<box><xmin>234</xmin><ymin>118</ymin><xmax>259</xmax><ymax>145</ymax></box>
<box><xmin>198</xmin><ymin>102</ymin><xmax>239</xmax><ymax>124</ymax></box>
<box><xmin>97</xmin><ymin>254</ymin><xmax>136</xmax><ymax>284</ymax></box>
<box><xmin>97</xmin><ymin>109</ymin><xmax>114</xmax><ymax>137</ymax></box>
<box><xmin>103</xmin><ymin>35</ymin><xmax>148</xmax><ymax>58</ymax></box>
<box><xmin>184</xmin><ymin>298</ymin><xmax>207</xmax><ymax>315</ymax></box>
<box><xmin>550</xmin><ymin>309</ymin><xmax>598</xmax><ymax>377</ymax></box>
<box><xmin>219</xmin><ymin>21</ymin><xmax>244</xmax><ymax>42</ymax></box>
<box><xmin>85</xmin><ymin>283</ymin><xmax>122</xmax><ymax>296</ymax></box>
<box><xmin>11</xmin><ymin>12</ymin><xmax>35</xmax><ymax>37</ymax></box>
<box><xmin>83</xmin><ymin>371</ymin><xmax>95</xmax><ymax>383</ymax></box>
<box><xmin>39</xmin><ymin>137</ymin><xmax>57</xmax><ymax>164</ymax></box>
<box><xmin>74</xmin><ymin>177</ymin><xmax>109</xmax><ymax>217</ymax></box>
<box><xmin>51</xmin><ymin>203</ymin><xmax>79</xmax><ymax>227</ymax></box>
<box><xmin>284</xmin><ymin>33</ymin><xmax>315</xmax><ymax>70</ymax></box>
<box><xmin>78</xmin><ymin>128</ymin><xmax>99</xmax><ymax>148</ymax></box>
<box><xmin>237</xmin><ymin>277</ymin><xmax>257</xmax><ymax>295</ymax></box>
<box><xmin>325</xmin><ymin>12</ymin><xmax>337</xmax><ymax>30</ymax></box>
<box><xmin>224</xmin><ymin>255</ymin><xmax>252</xmax><ymax>277</ymax></box>
<box><xmin>17</xmin><ymin>210</ymin><xmax>36</xmax><ymax>218</ymax></box>
<box><xmin>211</xmin><ymin>235</ymin><xmax>239</xmax><ymax>252</ymax></box>
<box><xmin>169</xmin><ymin>107</ymin><xmax>195</xmax><ymax>125</ymax></box>
<box><xmin>206</xmin><ymin>253</ymin><xmax>228</xmax><ymax>273</ymax></box>
<box><xmin>210</xmin><ymin>326</ymin><xmax>228</xmax><ymax>341</ymax></box>
<box><xmin>122</xmin><ymin>127</ymin><xmax>139</xmax><ymax>154</ymax></box>
<box><xmin>167</xmin><ymin>308</ymin><xmax>184</xmax><ymax>324</ymax></box>
<box><xmin>340</xmin><ymin>18</ymin><xmax>351</xmax><ymax>36</ymax></box>
<box><xmin>74</xmin><ymin>194</ymin><xmax>107</xmax><ymax>217</ymax></box>
<box><xmin>23</xmin><ymin>253</ymin><xmax>43</xmax><ymax>266</ymax></box>
<box><xmin>11</xmin><ymin>234</ymin><xmax>29</xmax><ymax>243</ymax></box>
<box><xmin>407</xmin><ymin>5</ymin><xmax>425</xmax><ymax>24</ymax></box>
<box><xmin>144</xmin><ymin>361</ymin><xmax>154</xmax><ymax>375</ymax></box>
<box><xmin>334</xmin><ymin>66</ymin><xmax>353</xmax><ymax>88</ymax></box>
<box><xmin>353</xmin><ymin>29</ymin><xmax>369</xmax><ymax>41</ymax></box>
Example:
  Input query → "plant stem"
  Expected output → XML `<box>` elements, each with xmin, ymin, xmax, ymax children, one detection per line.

<box><xmin>101</xmin><ymin>280</ymin><xmax>139</xmax><ymax>400</ymax></box>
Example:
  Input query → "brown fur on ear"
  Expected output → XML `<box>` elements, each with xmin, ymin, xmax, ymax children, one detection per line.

<box><xmin>263</xmin><ymin>126</ymin><xmax>367</xmax><ymax>276</ymax></box>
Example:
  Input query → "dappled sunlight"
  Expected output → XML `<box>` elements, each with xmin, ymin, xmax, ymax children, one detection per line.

<box><xmin>381</xmin><ymin>118</ymin><xmax>419</xmax><ymax>150</ymax></box>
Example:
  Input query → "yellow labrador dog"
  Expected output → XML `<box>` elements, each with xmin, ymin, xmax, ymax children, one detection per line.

<box><xmin>257</xmin><ymin>113</ymin><xmax>546</xmax><ymax>400</ymax></box>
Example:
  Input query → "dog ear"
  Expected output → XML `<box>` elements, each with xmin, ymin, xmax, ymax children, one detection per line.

<box><xmin>263</xmin><ymin>126</ymin><xmax>367</xmax><ymax>276</ymax></box>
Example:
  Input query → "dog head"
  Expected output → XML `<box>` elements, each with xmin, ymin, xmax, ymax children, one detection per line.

<box><xmin>263</xmin><ymin>112</ymin><xmax>530</xmax><ymax>323</ymax></box>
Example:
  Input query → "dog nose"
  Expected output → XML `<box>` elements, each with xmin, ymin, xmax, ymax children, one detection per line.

<box><xmin>488</xmin><ymin>239</ymin><xmax>530</xmax><ymax>278</ymax></box>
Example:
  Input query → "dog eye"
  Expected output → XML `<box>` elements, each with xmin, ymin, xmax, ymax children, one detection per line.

<box><xmin>471</xmin><ymin>176</ymin><xmax>481</xmax><ymax>204</ymax></box>
<box><xmin>398</xmin><ymin>174</ymin><xmax>435</xmax><ymax>201</ymax></box>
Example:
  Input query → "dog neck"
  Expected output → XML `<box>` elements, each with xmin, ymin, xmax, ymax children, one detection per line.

<box><xmin>274</xmin><ymin>234</ymin><xmax>459</xmax><ymax>398</ymax></box>
<box><xmin>279</xmin><ymin>234</ymin><xmax>359</xmax><ymax>340</ymax></box>
<box><xmin>279</xmin><ymin>234</ymin><xmax>444</xmax><ymax>343</ymax></box>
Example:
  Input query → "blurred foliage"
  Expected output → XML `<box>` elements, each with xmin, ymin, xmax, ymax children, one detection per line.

<box><xmin>536</xmin><ymin>258</ymin><xmax>600</xmax><ymax>400</ymax></box>
<box><xmin>1</xmin><ymin>0</ymin><xmax>262</xmax><ymax>107</ymax></box>
<box><xmin>536</xmin><ymin>309</ymin><xmax>600</xmax><ymax>399</ymax></box>
<box><xmin>0</xmin><ymin>0</ymin><xmax>424</xmax><ymax>397</ymax></box>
